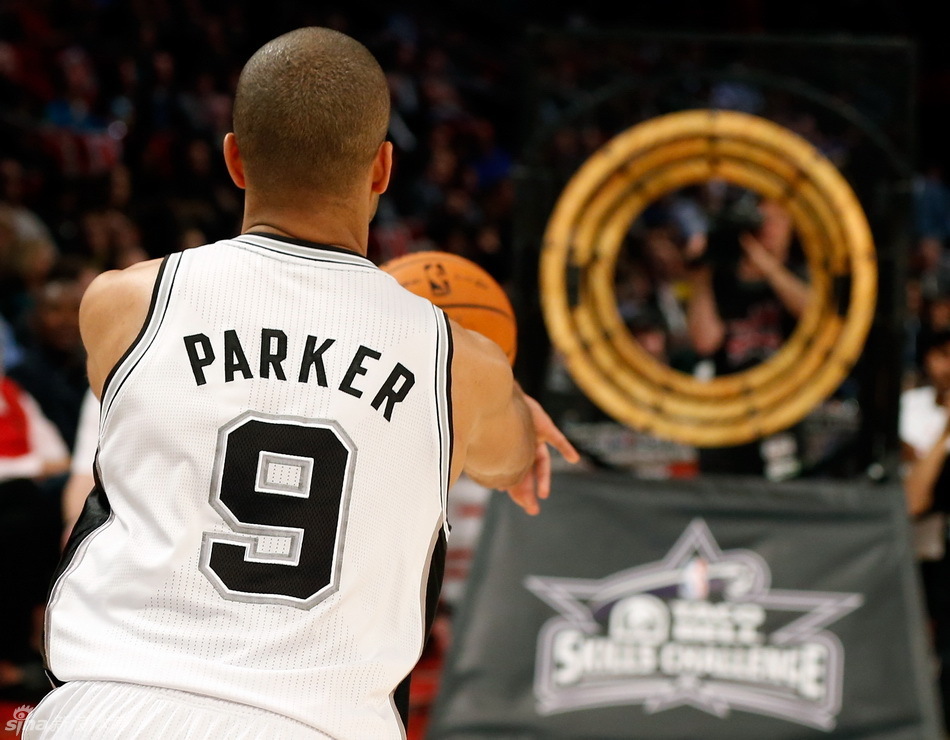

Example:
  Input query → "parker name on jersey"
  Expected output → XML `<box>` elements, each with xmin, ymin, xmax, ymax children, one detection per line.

<box><xmin>183</xmin><ymin>330</ymin><xmax>416</xmax><ymax>422</ymax></box>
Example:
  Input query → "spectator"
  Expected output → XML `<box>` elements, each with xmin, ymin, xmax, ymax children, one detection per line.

<box><xmin>914</xmin><ymin>162</ymin><xmax>950</xmax><ymax>249</ymax></box>
<box><xmin>926</xmin><ymin>291</ymin><xmax>950</xmax><ymax>335</ymax></box>
<box><xmin>0</xmin><ymin>358</ymin><xmax>69</xmax><ymax>705</ymax></box>
<box><xmin>623</xmin><ymin>211</ymin><xmax>695</xmax><ymax>370</ymax></box>
<box><xmin>626</xmin><ymin>311</ymin><xmax>672</xmax><ymax>365</ymax></box>
<box><xmin>685</xmin><ymin>194</ymin><xmax>809</xmax><ymax>478</ymax></box>
<box><xmin>917</xmin><ymin>235</ymin><xmax>950</xmax><ymax>312</ymax></box>
<box><xmin>0</xmin><ymin>202</ymin><xmax>59</xmax><ymax>326</ymax></box>
<box><xmin>0</xmin><ymin>157</ymin><xmax>57</xmax><ymax>247</ymax></box>
<box><xmin>6</xmin><ymin>259</ymin><xmax>90</xmax><ymax>449</ymax></box>
<box><xmin>686</xmin><ymin>195</ymin><xmax>808</xmax><ymax>370</ymax></box>
<box><xmin>901</xmin><ymin>327</ymin><xmax>950</xmax><ymax>734</ymax></box>
<box><xmin>0</xmin><ymin>313</ymin><xmax>23</xmax><ymax>370</ymax></box>
<box><xmin>906</xmin><ymin>277</ymin><xmax>925</xmax><ymax>388</ymax></box>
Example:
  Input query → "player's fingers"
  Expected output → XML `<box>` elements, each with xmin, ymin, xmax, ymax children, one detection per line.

<box><xmin>507</xmin><ymin>473</ymin><xmax>539</xmax><ymax>516</ymax></box>
<box><xmin>535</xmin><ymin>442</ymin><xmax>551</xmax><ymax>500</ymax></box>
<box><xmin>541</xmin><ymin>423</ymin><xmax>581</xmax><ymax>463</ymax></box>
<box><xmin>523</xmin><ymin>393</ymin><xmax>581</xmax><ymax>464</ymax></box>
<box><xmin>525</xmin><ymin>492</ymin><xmax>540</xmax><ymax>515</ymax></box>
<box><xmin>520</xmin><ymin>480</ymin><xmax>540</xmax><ymax>515</ymax></box>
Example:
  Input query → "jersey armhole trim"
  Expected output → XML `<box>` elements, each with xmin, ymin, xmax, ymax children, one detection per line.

<box><xmin>435</xmin><ymin>307</ymin><xmax>454</xmax><ymax>536</ymax></box>
<box><xmin>100</xmin><ymin>252</ymin><xmax>182</xmax><ymax>423</ymax></box>
<box><xmin>44</xmin><ymin>451</ymin><xmax>116</xmax><ymax>667</ymax></box>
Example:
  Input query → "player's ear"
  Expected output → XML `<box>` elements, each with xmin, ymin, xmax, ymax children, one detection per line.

<box><xmin>370</xmin><ymin>141</ymin><xmax>392</xmax><ymax>195</ymax></box>
<box><xmin>223</xmin><ymin>132</ymin><xmax>246</xmax><ymax>190</ymax></box>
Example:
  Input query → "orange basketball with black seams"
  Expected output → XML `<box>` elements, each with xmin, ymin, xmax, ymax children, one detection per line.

<box><xmin>380</xmin><ymin>251</ymin><xmax>517</xmax><ymax>365</ymax></box>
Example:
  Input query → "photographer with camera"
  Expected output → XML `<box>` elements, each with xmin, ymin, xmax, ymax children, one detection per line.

<box><xmin>685</xmin><ymin>193</ymin><xmax>810</xmax><ymax>478</ymax></box>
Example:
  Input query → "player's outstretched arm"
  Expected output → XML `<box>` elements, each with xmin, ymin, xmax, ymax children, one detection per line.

<box><xmin>449</xmin><ymin>320</ymin><xmax>579</xmax><ymax>515</ymax></box>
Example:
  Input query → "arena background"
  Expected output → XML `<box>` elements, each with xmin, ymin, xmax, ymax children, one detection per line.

<box><xmin>3</xmin><ymin>1</ymin><xmax>950</xmax><ymax>738</ymax></box>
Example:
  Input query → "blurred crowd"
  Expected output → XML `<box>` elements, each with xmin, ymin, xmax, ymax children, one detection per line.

<box><xmin>3</xmin><ymin>0</ymin><xmax>950</xmax><ymax>731</ymax></box>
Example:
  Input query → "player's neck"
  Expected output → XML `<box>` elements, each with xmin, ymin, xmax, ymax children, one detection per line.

<box><xmin>240</xmin><ymin>196</ymin><xmax>370</xmax><ymax>256</ymax></box>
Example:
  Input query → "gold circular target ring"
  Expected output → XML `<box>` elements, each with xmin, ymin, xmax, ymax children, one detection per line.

<box><xmin>539</xmin><ymin>109</ymin><xmax>876</xmax><ymax>448</ymax></box>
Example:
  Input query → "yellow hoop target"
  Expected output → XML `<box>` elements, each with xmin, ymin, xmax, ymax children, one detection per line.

<box><xmin>539</xmin><ymin>109</ymin><xmax>876</xmax><ymax>447</ymax></box>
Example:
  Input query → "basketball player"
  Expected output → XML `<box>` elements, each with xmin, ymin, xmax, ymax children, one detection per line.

<box><xmin>26</xmin><ymin>27</ymin><xmax>579</xmax><ymax>739</ymax></box>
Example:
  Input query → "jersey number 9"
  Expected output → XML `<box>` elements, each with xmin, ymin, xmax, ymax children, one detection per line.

<box><xmin>199</xmin><ymin>412</ymin><xmax>356</xmax><ymax>609</ymax></box>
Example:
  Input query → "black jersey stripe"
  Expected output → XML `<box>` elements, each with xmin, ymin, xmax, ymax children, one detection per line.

<box><xmin>441</xmin><ymin>309</ymin><xmax>455</xmax><ymax>521</ymax></box>
<box><xmin>422</xmin><ymin>528</ymin><xmax>447</xmax><ymax>648</ymax></box>
<box><xmin>99</xmin><ymin>254</ymin><xmax>170</xmax><ymax>406</ymax></box>
<box><xmin>236</xmin><ymin>242</ymin><xmax>378</xmax><ymax>269</ymax></box>
<box><xmin>234</xmin><ymin>233</ymin><xmax>376</xmax><ymax>267</ymax></box>
<box><xmin>391</xmin><ymin>309</ymin><xmax>453</xmax><ymax>734</ymax></box>
<box><xmin>243</xmin><ymin>231</ymin><xmax>372</xmax><ymax>258</ymax></box>
<box><xmin>101</xmin><ymin>253</ymin><xmax>181</xmax><ymax>421</ymax></box>
<box><xmin>43</xmin><ymin>453</ymin><xmax>114</xmax><ymax>676</ymax></box>
<box><xmin>47</xmin><ymin>456</ymin><xmax>112</xmax><ymax>602</ymax></box>
<box><xmin>393</xmin><ymin>523</ymin><xmax>447</xmax><ymax>736</ymax></box>
<box><xmin>393</xmin><ymin>674</ymin><xmax>411</xmax><ymax>736</ymax></box>
<box><xmin>443</xmin><ymin>311</ymin><xmax>455</xmax><ymax>487</ymax></box>
<box><xmin>434</xmin><ymin>307</ymin><xmax>454</xmax><ymax>534</ymax></box>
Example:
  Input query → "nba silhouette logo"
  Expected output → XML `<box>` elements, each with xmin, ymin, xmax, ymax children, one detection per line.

<box><xmin>424</xmin><ymin>262</ymin><xmax>451</xmax><ymax>297</ymax></box>
<box><xmin>678</xmin><ymin>556</ymin><xmax>709</xmax><ymax>600</ymax></box>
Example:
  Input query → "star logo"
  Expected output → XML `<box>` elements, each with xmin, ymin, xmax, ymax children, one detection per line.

<box><xmin>525</xmin><ymin>518</ymin><xmax>864</xmax><ymax>730</ymax></box>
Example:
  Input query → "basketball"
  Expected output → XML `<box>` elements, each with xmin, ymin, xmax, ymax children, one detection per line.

<box><xmin>380</xmin><ymin>251</ymin><xmax>517</xmax><ymax>365</ymax></box>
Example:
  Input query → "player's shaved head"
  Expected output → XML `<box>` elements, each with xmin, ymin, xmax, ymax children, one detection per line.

<box><xmin>233</xmin><ymin>27</ymin><xmax>390</xmax><ymax>201</ymax></box>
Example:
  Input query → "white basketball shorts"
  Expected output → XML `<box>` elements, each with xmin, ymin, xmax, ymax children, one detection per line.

<box><xmin>22</xmin><ymin>680</ymin><xmax>328</xmax><ymax>739</ymax></box>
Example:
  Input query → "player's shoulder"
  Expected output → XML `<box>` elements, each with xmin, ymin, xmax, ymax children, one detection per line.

<box><xmin>448</xmin><ymin>317</ymin><xmax>513</xmax><ymax>398</ymax></box>
<box><xmin>87</xmin><ymin>257</ymin><xmax>164</xmax><ymax>292</ymax></box>
<box><xmin>448</xmin><ymin>317</ymin><xmax>509</xmax><ymax>366</ymax></box>
<box><xmin>81</xmin><ymin>257</ymin><xmax>166</xmax><ymax>319</ymax></box>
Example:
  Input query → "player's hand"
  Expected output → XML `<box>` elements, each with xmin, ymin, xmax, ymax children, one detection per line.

<box><xmin>504</xmin><ymin>395</ymin><xmax>580</xmax><ymax>515</ymax></box>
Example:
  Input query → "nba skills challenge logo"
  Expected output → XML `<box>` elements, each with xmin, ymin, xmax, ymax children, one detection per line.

<box><xmin>526</xmin><ymin>519</ymin><xmax>864</xmax><ymax>730</ymax></box>
<box><xmin>5</xmin><ymin>706</ymin><xmax>32</xmax><ymax>735</ymax></box>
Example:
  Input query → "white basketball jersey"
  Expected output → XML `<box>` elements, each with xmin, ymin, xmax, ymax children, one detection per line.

<box><xmin>46</xmin><ymin>233</ymin><xmax>454</xmax><ymax>739</ymax></box>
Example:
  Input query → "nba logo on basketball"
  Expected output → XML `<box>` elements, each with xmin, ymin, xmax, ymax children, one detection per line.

<box><xmin>382</xmin><ymin>251</ymin><xmax>518</xmax><ymax>365</ymax></box>
<box><xmin>423</xmin><ymin>262</ymin><xmax>451</xmax><ymax>296</ymax></box>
